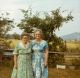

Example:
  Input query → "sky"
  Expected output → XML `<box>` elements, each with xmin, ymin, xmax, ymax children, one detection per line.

<box><xmin>0</xmin><ymin>0</ymin><xmax>80</xmax><ymax>36</ymax></box>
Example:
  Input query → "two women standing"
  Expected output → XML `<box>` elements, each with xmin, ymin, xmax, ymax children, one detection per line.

<box><xmin>11</xmin><ymin>29</ymin><xmax>49</xmax><ymax>78</ymax></box>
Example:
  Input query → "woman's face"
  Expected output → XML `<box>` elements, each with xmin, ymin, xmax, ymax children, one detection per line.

<box><xmin>34</xmin><ymin>31</ymin><xmax>42</xmax><ymax>40</ymax></box>
<box><xmin>22</xmin><ymin>36</ymin><xmax>29</xmax><ymax>43</ymax></box>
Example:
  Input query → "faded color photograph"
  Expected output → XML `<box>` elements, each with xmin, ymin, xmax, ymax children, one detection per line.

<box><xmin>0</xmin><ymin>0</ymin><xmax>80</xmax><ymax>78</ymax></box>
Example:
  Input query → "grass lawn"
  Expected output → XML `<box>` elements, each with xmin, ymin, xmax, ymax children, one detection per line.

<box><xmin>49</xmin><ymin>68</ymin><xmax>80</xmax><ymax>78</ymax></box>
<box><xmin>0</xmin><ymin>61</ymin><xmax>80</xmax><ymax>78</ymax></box>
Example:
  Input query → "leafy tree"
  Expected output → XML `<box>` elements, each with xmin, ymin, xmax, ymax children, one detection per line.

<box><xmin>18</xmin><ymin>8</ymin><xmax>73</xmax><ymax>51</ymax></box>
<box><xmin>11</xmin><ymin>32</ymin><xmax>20</xmax><ymax>39</ymax></box>
<box><xmin>0</xmin><ymin>12</ymin><xmax>13</xmax><ymax>38</ymax></box>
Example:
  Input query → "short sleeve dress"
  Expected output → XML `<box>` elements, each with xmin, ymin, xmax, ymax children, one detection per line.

<box><xmin>11</xmin><ymin>41</ymin><xmax>33</xmax><ymax>78</ymax></box>
<box><xmin>31</xmin><ymin>40</ymin><xmax>48</xmax><ymax>78</ymax></box>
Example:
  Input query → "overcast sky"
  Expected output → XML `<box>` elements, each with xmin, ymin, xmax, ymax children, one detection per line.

<box><xmin>0</xmin><ymin>0</ymin><xmax>80</xmax><ymax>36</ymax></box>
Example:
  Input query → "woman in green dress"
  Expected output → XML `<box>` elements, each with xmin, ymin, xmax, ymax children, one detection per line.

<box><xmin>11</xmin><ymin>32</ymin><xmax>33</xmax><ymax>78</ymax></box>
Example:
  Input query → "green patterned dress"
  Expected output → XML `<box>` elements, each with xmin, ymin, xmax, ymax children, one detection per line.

<box><xmin>11</xmin><ymin>41</ymin><xmax>33</xmax><ymax>78</ymax></box>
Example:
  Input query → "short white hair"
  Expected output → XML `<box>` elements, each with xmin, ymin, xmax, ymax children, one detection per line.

<box><xmin>34</xmin><ymin>29</ymin><xmax>43</xmax><ymax>35</ymax></box>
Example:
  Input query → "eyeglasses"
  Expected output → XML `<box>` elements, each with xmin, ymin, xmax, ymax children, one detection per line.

<box><xmin>22</xmin><ymin>37</ymin><xmax>28</xmax><ymax>39</ymax></box>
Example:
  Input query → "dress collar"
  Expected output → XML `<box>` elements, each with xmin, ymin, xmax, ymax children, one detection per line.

<box><xmin>19</xmin><ymin>41</ymin><xmax>29</xmax><ymax>49</ymax></box>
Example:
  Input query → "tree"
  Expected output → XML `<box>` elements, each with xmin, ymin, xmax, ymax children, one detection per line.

<box><xmin>0</xmin><ymin>12</ymin><xmax>13</xmax><ymax>38</ymax></box>
<box><xmin>11</xmin><ymin>32</ymin><xmax>20</xmax><ymax>39</ymax></box>
<box><xmin>18</xmin><ymin>8</ymin><xmax>73</xmax><ymax>51</ymax></box>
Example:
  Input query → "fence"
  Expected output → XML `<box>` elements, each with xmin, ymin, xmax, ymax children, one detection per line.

<box><xmin>0</xmin><ymin>49</ymin><xmax>80</xmax><ymax>69</ymax></box>
<box><xmin>49</xmin><ymin>52</ymin><xmax>80</xmax><ymax>69</ymax></box>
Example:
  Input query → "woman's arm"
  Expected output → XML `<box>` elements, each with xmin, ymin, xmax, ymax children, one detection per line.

<box><xmin>13</xmin><ymin>44</ymin><xmax>19</xmax><ymax>69</ymax></box>
<box><xmin>44</xmin><ymin>48</ymin><xmax>49</xmax><ymax>67</ymax></box>
<box><xmin>14</xmin><ymin>54</ymin><xmax>18</xmax><ymax>69</ymax></box>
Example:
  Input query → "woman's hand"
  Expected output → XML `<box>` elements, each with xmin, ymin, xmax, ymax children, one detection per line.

<box><xmin>44</xmin><ymin>61</ymin><xmax>48</xmax><ymax>68</ymax></box>
<box><xmin>14</xmin><ymin>63</ymin><xmax>17</xmax><ymax>69</ymax></box>
<box><xmin>44</xmin><ymin>48</ymin><xmax>48</xmax><ymax>68</ymax></box>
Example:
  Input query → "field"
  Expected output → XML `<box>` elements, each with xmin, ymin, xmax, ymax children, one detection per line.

<box><xmin>66</xmin><ymin>41</ymin><xmax>80</xmax><ymax>50</ymax></box>
<box><xmin>8</xmin><ymin>39</ymin><xmax>19</xmax><ymax>48</ymax></box>
<box><xmin>9</xmin><ymin>39</ymin><xmax>80</xmax><ymax>50</ymax></box>
<box><xmin>6</xmin><ymin>39</ymin><xmax>80</xmax><ymax>50</ymax></box>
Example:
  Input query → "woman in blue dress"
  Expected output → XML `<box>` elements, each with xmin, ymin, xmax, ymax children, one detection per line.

<box><xmin>32</xmin><ymin>29</ymin><xmax>49</xmax><ymax>78</ymax></box>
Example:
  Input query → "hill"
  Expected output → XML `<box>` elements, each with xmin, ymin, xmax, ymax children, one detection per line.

<box><xmin>61</xmin><ymin>32</ymin><xmax>80</xmax><ymax>40</ymax></box>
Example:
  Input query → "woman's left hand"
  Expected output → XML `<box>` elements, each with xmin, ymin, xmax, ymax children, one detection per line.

<box><xmin>44</xmin><ymin>61</ymin><xmax>48</xmax><ymax>68</ymax></box>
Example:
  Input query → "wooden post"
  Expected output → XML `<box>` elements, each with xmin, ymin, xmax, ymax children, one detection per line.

<box><xmin>0</xmin><ymin>53</ymin><xmax>3</xmax><ymax>64</ymax></box>
<box><xmin>0</xmin><ymin>49</ymin><xmax>3</xmax><ymax>64</ymax></box>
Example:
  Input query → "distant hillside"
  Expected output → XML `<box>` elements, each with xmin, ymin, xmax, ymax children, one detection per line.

<box><xmin>61</xmin><ymin>32</ymin><xmax>80</xmax><ymax>40</ymax></box>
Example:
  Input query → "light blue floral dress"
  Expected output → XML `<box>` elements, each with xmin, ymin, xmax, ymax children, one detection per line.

<box><xmin>32</xmin><ymin>40</ymin><xmax>48</xmax><ymax>78</ymax></box>
<box><xmin>11</xmin><ymin>41</ymin><xmax>33</xmax><ymax>78</ymax></box>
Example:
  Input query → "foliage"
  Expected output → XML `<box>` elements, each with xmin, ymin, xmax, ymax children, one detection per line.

<box><xmin>71</xmin><ymin>58</ymin><xmax>80</xmax><ymax>66</ymax></box>
<box><xmin>18</xmin><ymin>8</ymin><xmax>73</xmax><ymax>51</ymax></box>
<box><xmin>0</xmin><ymin>38</ymin><xmax>12</xmax><ymax>49</ymax></box>
<box><xmin>49</xmin><ymin>35</ymin><xmax>67</xmax><ymax>51</ymax></box>
<box><xmin>70</xmin><ymin>58</ymin><xmax>80</xmax><ymax>69</ymax></box>
<box><xmin>0</xmin><ymin>12</ymin><xmax>13</xmax><ymax>38</ymax></box>
<box><xmin>49</xmin><ymin>53</ymin><xmax>64</xmax><ymax>67</ymax></box>
<box><xmin>17</xmin><ymin>8</ymin><xmax>73</xmax><ymax>66</ymax></box>
<box><xmin>11</xmin><ymin>33</ymin><xmax>20</xmax><ymax>39</ymax></box>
